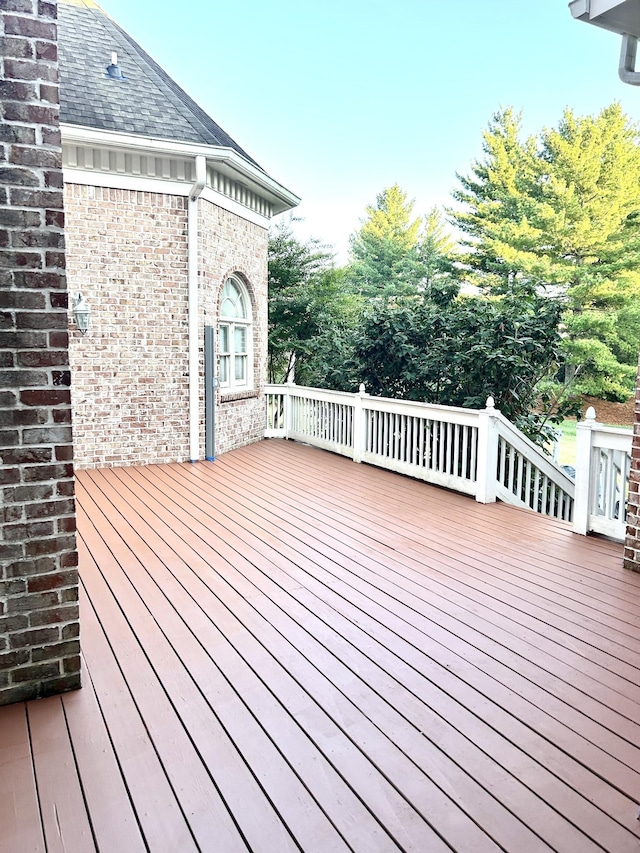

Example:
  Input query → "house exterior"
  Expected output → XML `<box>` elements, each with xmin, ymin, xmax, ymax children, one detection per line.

<box><xmin>0</xmin><ymin>0</ymin><xmax>298</xmax><ymax>705</ymax></box>
<box><xmin>58</xmin><ymin>0</ymin><xmax>298</xmax><ymax>468</ymax></box>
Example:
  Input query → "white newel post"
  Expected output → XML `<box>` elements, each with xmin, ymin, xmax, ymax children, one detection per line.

<box><xmin>574</xmin><ymin>406</ymin><xmax>599</xmax><ymax>535</ymax></box>
<box><xmin>476</xmin><ymin>396</ymin><xmax>499</xmax><ymax>503</ymax></box>
<box><xmin>353</xmin><ymin>383</ymin><xmax>368</xmax><ymax>463</ymax></box>
<box><xmin>284</xmin><ymin>378</ymin><xmax>294</xmax><ymax>440</ymax></box>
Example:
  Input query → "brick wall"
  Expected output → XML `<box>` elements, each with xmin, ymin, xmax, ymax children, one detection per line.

<box><xmin>65</xmin><ymin>184</ymin><xmax>268</xmax><ymax>466</ymax></box>
<box><xmin>65</xmin><ymin>184</ymin><xmax>190</xmax><ymax>467</ymax></box>
<box><xmin>624</xmin><ymin>350</ymin><xmax>640</xmax><ymax>572</ymax></box>
<box><xmin>0</xmin><ymin>0</ymin><xmax>80</xmax><ymax>705</ymax></box>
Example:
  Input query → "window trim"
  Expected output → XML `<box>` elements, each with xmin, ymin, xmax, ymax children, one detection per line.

<box><xmin>218</xmin><ymin>275</ymin><xmax>253</xmax><ymax>392</ymax></box>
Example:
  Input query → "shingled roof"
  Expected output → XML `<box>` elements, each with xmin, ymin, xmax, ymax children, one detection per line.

<box><xmin>58</xmin><ymin>0</ymin><xmax>261</xmax><ymax>168</ymax></box>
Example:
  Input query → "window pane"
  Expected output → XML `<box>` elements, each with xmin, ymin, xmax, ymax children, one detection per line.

<box><xmin>234</xmin><ymin>325</ymin><xmax>247</xmax><ymax>353</ymax></box>
<box><xmin>237</xmin><ymin>292</ymin><xmax>247</xmax><ymax>319</ymax></box>
<box><xmin>235</xmin><ymin>355</ymin><xmax>246</xmax><ymax>382</ymax></box>
<box><xmin>221</xmin><ymin>298</ymin><xmax>236</xmax><ymax>319</ymax></box>
<box><xmin>221</xmin><ymin>278</ymin><xmax>248</xmax><ymax>319</ymax></box>
<box><xmin>219</xmin><ymin>356</ymin><xmax>229</xmax><ymax>384</ymax></box>
<box><xmin>219</xmin><ymin>324</ymin><xmax>229</xmax><ymax>353</ymax></box>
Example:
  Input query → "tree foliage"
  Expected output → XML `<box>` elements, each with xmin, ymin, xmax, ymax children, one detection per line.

<box><xmin>268</xmin><ymin>102</ymin><xmax>640</xmax><ymax>447</ymax></box>
<box><xmin>348</xmin><ymin>184</ymin><xmax>424</xmax><ymax>297</ymax></box>
<box><xmin>268</xmin><ymin>220</ymin><xmax>361</xmax><ymax>385</ymax></box>
<box><xmin>355</xmin><ymin>290</ymin><xmax>578</xmax><ymax>444</ymax></box>
<box><xmin>347</xmin><ymin>185</ymin><xmax>461</xmax><ymax>304</ymax></box>
<box><xmin>451</xmin><ymin>103</ymin><xmax>640</xmax><ymax>400</ymax></box>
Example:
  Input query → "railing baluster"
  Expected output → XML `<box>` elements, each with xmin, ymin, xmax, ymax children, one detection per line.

<box><xmin>401</xmin><ymin>415</ymin><xmax>407</xmax><ymax>463</ymax></box>
<box><xmin>607</xmin><ymin>449</ymin><xmax>617</xmax><ymax>518</ymax></box>
<box><xmin>461</xmin><ymin>425</ymin><xmax>469</xmax><ymax>479</ymax></box>
<box><xmin>438</xmin><ymin>420</ymin><xmax>445</xmax><ymax>472</ymax></box>
<box><xmin>470</xmin><ymin>426</ymin><xmax>477</xmax><ymax>481</ymax></box>
<box><xmin>498</xmin><ymin>437</ymin><xmax>506</xmax><ymax>486</ymax></box>
<box><xmin>507</xmin><ymin>445</ymin><xmax>515</xmax><ymax>494</ymax></box>
<box><xmin>516</xmin><ymin>452</ymin><xmax>524</xmax><ymax>502</ymax></box>
<box><xmin>525</xmin><ymin>460</ymin><xmax>532</xmax><ymax>509</ymax></box>
<box><xmin>393</xmin><ymin>413</ymin><xmax>399</xmax><ymax>461</ymax></box>
<box><xmin>453</xmin><ymin>423</ymin><xmax>460</xmax><ymax>477</ymax></box>
<box><xmin>382</xmin><ymin>411</ymin><xmax>387</xmax><ymax>459</ymax></box>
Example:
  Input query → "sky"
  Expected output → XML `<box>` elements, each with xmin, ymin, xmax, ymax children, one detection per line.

<box><xmin>95</xmin><ymin>0</ymin><xmax>639</xmax><ymax>263</ymax></box>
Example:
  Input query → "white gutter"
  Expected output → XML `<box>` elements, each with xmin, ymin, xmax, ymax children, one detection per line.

<box><xmin>188</xmin><ymin>154</ymin><xmax>207</xmax><ymax>462</ymax></box>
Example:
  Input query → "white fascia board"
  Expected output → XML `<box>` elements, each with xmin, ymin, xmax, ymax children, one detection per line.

<box><xmin>60</xmin><ymin>123</ymin><xmax>301</xmax><ymax>214</ymax></box>
<box><xmin>570</xmin><ymin>0</ymin><xmax>640</xmax><ymax>37</ymax></box>
<box><xmin>569</xmin><ymin>0</ymin><xmax>589</xmax><ymax>17</ymax></box>
<box><xmin>62</xmin><ymin>167</ymin><xmax>271</xmax><ymax>228</ymax></box>
<box><xmin>199</xmin><ymin>186</ymin><xmax>270</xmax><ymax>228</ymax></box>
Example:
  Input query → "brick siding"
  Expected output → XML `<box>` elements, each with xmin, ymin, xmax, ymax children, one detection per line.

<box><xmin>65</xmin><ymin>185</ymin><xmax>190</xmax><ymax>467</ymax></box>
<box><xmin>0</xmin><ymin>0</ymin><xmax>80</xmax><ymax>705</ymax></box>
<box><xmin>65</xmin><ymin>184</ymin><xmax>268</xmax><ymax>466</ymax></box>
<box><xmin>624</xmin><ymin>351</ymin><xmax>640</xmax><ymax>571</ymax></box>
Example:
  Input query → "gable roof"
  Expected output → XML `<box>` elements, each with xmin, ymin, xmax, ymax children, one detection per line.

<box><xmin>58</xmin><ymin>0</ymin><xmax>261</xmax><ymax>169</ymax></box>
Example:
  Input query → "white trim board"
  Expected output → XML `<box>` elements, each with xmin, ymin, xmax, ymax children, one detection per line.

<box><xmin>62</xmin><ymin>168</ymin><xmax>272</xmax><ymax>228</ymax></box>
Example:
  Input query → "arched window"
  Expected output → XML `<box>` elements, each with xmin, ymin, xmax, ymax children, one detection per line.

<box><xmin>219</xmin><ymin>276</ymin><xmax>252</xmax><ymax>390</ymax></box>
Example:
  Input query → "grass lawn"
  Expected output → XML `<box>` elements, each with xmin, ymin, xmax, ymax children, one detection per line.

<box><xmin>556</xmin><ymin>419</ymin><xmax>632</xmax><ymax>469</ymax></box>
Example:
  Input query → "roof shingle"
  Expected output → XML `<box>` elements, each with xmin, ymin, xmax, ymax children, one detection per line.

<box><xmin>58</xmin><ymin>0</ymin><xmax>261</xmax><ymax>169</ymax></box>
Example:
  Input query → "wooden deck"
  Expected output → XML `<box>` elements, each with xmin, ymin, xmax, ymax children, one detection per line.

<box><xmin>2</xmin><ymin>438</ymin><xmax>640</xmax><ymax>852</ymax></box>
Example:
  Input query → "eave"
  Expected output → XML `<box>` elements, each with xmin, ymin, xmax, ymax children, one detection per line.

<box><xmin>569</xmin><ymin>0</ymin><xmax>640</xmax><ymax>38</ymax></box>
<box><xmin>60</xmin><ymin>123</ymin><xmax>300</xmax><ymax>219</ymax></box>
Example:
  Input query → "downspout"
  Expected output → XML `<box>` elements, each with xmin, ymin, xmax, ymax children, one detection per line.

<box><xmin>619</xmin><ymin>33</ymin><xmax>640</xmax><ymax>85</ymax></box>
<box><xmin>188</xmin><ymin>155</ymin><xmax>207</xmax><ymax>462</ymax></box>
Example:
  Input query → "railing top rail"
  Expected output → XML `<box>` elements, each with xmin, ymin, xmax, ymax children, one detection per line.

<box><xmin>266</xmin><ymin>384</ymin><xmax>484</xmax><ymax>424</ymax></box>
<box><xmin>362</xmin><ymin>393</ymin><xmax>482</xmax><ymax>424</ymax></box>
<box><xmin>265</xmin><ymin>383</ymin><xmax>358</xmax><ymax>401</ymax></box>
<box><xmin>591</xmin><ymin>430</ymin><xmax>633</xmax><ymax>451</ymax></box>
<box><xmin>588</xmin><ymin>424</ymin><xmax>634</xmax><ymax>437</ymax></box>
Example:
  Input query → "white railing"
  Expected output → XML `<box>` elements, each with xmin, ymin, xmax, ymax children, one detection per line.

<box><xmin>265</xmin><ymin>383</ymin><xmax>576</xmax><ymax>521</ymax></box>
<box><xmin>494</xmin><ymin>415</ymin><xmax>575</xmax><ymax>521</ymax></box>
<box><xmin>574</xmin><ymin>407</ymin><xmax>633</xmax><ymax>540</ymax></box>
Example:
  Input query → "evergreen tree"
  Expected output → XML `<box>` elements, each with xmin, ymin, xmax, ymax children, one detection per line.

<box><xmin>348</xmin><ymin>185</ymin><xmax>423</xmax><ymax>297</ymax></box>
<box><xmin>417</xmin><ymin>206</ymin><xmax>460</xmax><ymax>304</ymax></box>
<box><xmin>451</xmin><ymin>103</ymin><xmax>640</xmax><ymax>399</ymax></box>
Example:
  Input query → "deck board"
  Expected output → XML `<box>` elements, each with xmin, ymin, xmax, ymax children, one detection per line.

<box><xmin>27</xmin><ymin>696</ymin><xmax>94</xmax><ymax>853</ymax></box>
<box><xmin>0</xmin><ymin>703</ymin><xmax>45</xmax><ymax>853</ymax></box>
<box><xmin>2</xmin><ymin>438</ymin><xmax>640</xmax><ymax>852</ymax></box>
<box><xmin>135</xmin><ymin>458</ymin><xmax>636</xmax><ymax>849</ymax></box>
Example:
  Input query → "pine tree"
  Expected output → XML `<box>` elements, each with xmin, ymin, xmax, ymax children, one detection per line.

<box><xmin>348</xmin><ymin>185</ymin><xmax>423</xmax><ymax>297</ymax></box>
<box><xmin>451</xmin><ymin>103</ymin><xmax>640</xmax><ymax>399</ymax></box>
<box><xmin>417</xmin><ymin>206</ymin><xmax>460</xmax><ymax>304</ymax></box>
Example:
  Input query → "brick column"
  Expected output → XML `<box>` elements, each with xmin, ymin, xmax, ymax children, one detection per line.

<box><xmin>624</xmin><ymin>350</ymin><xmax>640</xmax><ymax>572</ymax></box>
<box><xmin>0</xmin><ymin>0</ymin><xmax>80</xmax><ymax>704</ymax></box>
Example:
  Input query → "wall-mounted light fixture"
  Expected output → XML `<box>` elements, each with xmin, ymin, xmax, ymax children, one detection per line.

<box><xmin>73</xmin><ymin>292</ymin><xmax>91</xmax><ymax>335</ymax></box>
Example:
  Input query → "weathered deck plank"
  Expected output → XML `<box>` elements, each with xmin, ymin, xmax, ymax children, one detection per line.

<box><xmin>27</xmin><ymin>695</ymin><xmax>94</xmax><ymax>853</ymax></box>
<box><xmin>0</xmin><ymin>703</ymin><xmax>45</xmax><ymax>853</ymax></box>
<box><xmin>1</xmin><ymin>439</ymin><xmax>639</xmax><ymax>852</ymax></box>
